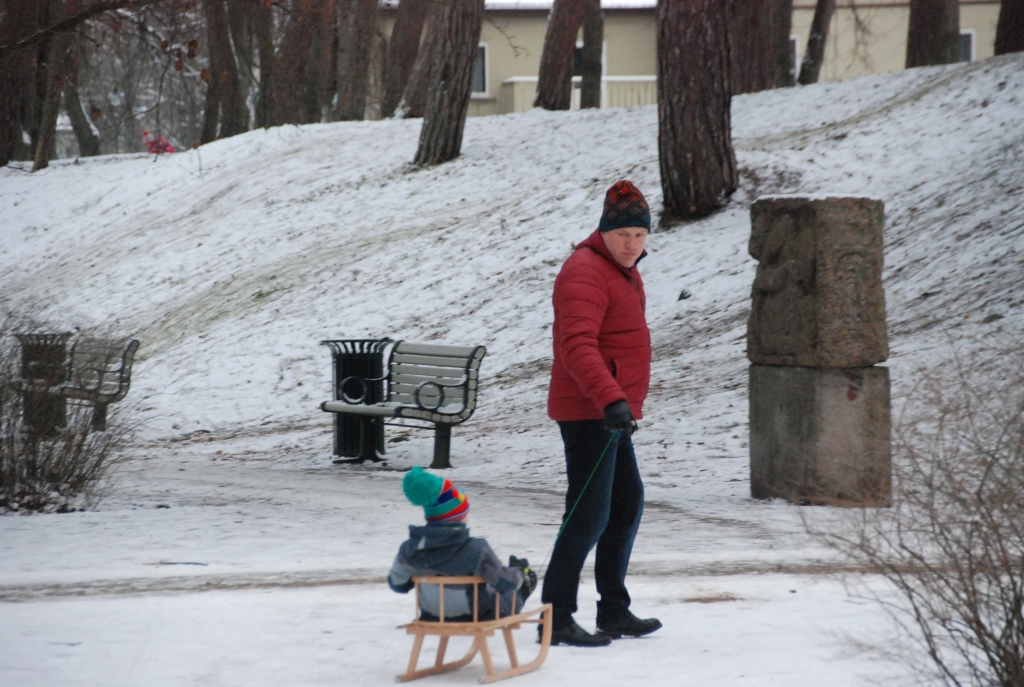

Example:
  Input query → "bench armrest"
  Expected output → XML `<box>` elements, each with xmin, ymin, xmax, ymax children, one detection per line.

<box><xmin>414</xmin><ymin>378</ymin><xmax>470</xmax><ymax>414</ymax></box>
<box><xmin>336</xmin><ymin>374</ymin><xmax>388</xmax><ymax>404</ymax></box>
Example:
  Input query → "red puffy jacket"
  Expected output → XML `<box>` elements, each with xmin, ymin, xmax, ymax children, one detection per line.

<box><xmin>548</xmin><ymin>230</ymin><xmax>651</xmax><ymax>421</ymax></box>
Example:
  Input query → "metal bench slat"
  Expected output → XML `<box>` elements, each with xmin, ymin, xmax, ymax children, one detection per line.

<box><xmin>391</xmin><ymin>353</ymin><xmax>480</xmax><ymax>368</ymax></box>
<box><xmin>394</xmin><ymin>342</ymin><xmax>483</xmax><ymax>359</ymax></box>
<box><xmin>390</xmin><ymin>383</ymin><xmax>470</xmax><ymax>397</ymax></box>
<box><xmin>390</xmin><ymin>363</ymin><xmax>473</xmax><ymax>379</ymax></box>
<box><xmin>389</xmin><ymin>378</ymin><xmax>476</xmax><ymax>391</ymax></box>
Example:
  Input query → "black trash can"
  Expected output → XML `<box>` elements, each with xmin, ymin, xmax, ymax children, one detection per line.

<box><xmin>321</xmin><ymin>338</ymin><xmax>390</xmax><ymax>462</ymax></box>
<box><xmin>15</xmin><ymin>332</ymin><xmax>72</xmax><ymax>438</ymax></box>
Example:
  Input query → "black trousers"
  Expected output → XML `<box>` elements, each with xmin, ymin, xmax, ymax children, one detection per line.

<box><xmin>540</xmin><ymin>420</ymin><xmax>644</xmax><ymax>626</ymax></box>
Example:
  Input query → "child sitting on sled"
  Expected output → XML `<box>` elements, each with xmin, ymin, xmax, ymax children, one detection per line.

<box><xmin>388</xmin><ymin>467</ymin><xmax>537</xmax><ymax>621</ymax></box>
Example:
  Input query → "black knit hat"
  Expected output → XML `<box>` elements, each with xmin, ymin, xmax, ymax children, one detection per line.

<box><xmin>598</xmin><ymin>180</ymin><xmax>651</xmax><ymax>232</ymax></box>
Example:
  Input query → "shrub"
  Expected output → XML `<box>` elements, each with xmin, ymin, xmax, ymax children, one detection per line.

<box><xmin>0</xmin><ymin>317</ymin><xmax>129</xmax><ymax>513</ymax></box>
<box><xmin>812</xmin><ymin>346</ymin><xmax>1024</xmax><ymax>687</ymax></box>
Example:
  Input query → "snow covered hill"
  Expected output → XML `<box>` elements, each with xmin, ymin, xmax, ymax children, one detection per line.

<box><xmin>1</xmin><ymin>53</ymin><xmax>1022</xmax><ymax>496</ymax></box>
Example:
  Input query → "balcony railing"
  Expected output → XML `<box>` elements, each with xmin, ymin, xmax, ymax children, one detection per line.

<box><xmin>499</xmin><ymin>75</ymin><xmax>657</xmax><ymax>115</ymax></box>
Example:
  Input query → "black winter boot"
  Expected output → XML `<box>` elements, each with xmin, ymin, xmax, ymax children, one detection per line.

<box><xmin>541</xmin><ymin>619</ymin><xmax>612</xmax><ymax>647</ymax></box>
<box><xmin>595</xmin><ymin>609</ymin><xmax>662</xmax><ymax>639</ymax></box>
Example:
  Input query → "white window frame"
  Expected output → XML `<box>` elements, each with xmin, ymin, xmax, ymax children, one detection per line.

<box><xmin>471</xmin><ymin>43</ymin><xmax>490</xmax><ymax>99</ymax></box>
<box><xmin>959</xmin><ymin>29</ymin><xmax>976</xmax><ymax>62</ymax></box>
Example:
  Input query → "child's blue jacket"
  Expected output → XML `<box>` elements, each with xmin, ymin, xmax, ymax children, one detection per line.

<box><xmin>388</xmin><ymin>522</ymin><xmax>524</xmax><ymax>619</ymax></box>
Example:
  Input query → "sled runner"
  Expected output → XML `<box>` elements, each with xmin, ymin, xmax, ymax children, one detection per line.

<box><xmin>397</xmin><ymin>576</ymin><xmax>552</xmax><ymax>684</ymax></box>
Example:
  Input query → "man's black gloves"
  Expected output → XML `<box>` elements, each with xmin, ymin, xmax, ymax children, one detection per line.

<box><xmin>604</xmin><ymin>400</ymin><xmax>636</xmax><ymax>435</ymax></box>
<box><xmin>509</xmin><ymin>556</ymin><xmax>538</xmax><ymax>597</ymax></box>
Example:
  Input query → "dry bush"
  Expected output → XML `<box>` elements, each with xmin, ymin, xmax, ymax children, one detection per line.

<box><xmin>0</xmin><ymin>316</ymin><xmax>130</xmax><ymax>514</ymax></box>
<box><xmin>811</xmin><ymin>344</ymin><xmax>1024</xmax><ymax>687</ymax></box>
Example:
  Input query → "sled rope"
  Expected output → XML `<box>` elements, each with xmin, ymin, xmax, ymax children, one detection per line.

<box><xmin>538</xmin><ymin>430</ymin><xmax>620</xmax><ymax>575</ymax></box>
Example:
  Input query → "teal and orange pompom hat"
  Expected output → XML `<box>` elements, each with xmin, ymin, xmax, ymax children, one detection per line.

<box><xmin>402</xmin><ymin>466</ymin><xmax>470</xmax><ymax>523</ymax></box>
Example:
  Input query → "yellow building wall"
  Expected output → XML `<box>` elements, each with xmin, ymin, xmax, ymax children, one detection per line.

<box><xmin>387</xmin><ymin>1</ymin><xmax>1002</xmax><ymax>118</ymax></box>
<box><xmin>604</xmin><ymin>13</ymin><xmax>658</xmax><ymax>76</ymax></box>
<box><xmin>792</xmin><ymin>1</ymin><xmax>1001</xmax><ymax>81</ymax></box>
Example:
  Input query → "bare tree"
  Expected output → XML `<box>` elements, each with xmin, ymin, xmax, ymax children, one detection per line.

<box><xmin>771</xmin><ymin>0</ymin><xmax>793</xmax><ymax>87</ymax></box>
<box><xmin>658</xmin><ymin>0</ymin><xmax>737</xmax><ymax>220</ymax></box>
<box><xmin>995</xmin><ymin>0</ymin><xmax>1024</xmax><ymax>55</ymax></box>
<box><xmin>0</xmin><ymin>0</ymin><xmax>166</xmax><ymax>65</ymax></box>
<box><xmin>798</xmin><ymin>0</ymin><xmax>835</xmax><ymax>85</ymax></box>
<box><xmin>0</xmin><ymin>0</ymin><xmax>40</xmax><ymax>165</ymax></box>
<box><xmin>397</xmin><ymin>0</ymin><xmax>443</xmax><ymax>118</ymax></box>
<box><xmin>534</xmin><ymin>0</ymin><xmax>586</xmax><ymax>110</ymax></box>
<box><xmin>32</xmin><ymin>31</ymin><xmax>73</xmax><ymax>170</ymax></box>
<box><xmin>200</xmin><ymin>0</ymin><xmax>247</xmax><ymax>143</ymax></box>
<box><xmin>336</xmin><ymin>0</ymin><xmax>376</xmax><ymax>121</ymax></box>
<box><xmin>63</xmin><ymin>49</ymin><xmax>100</xmax><ymax>157</ymax></box>
<box><xmin>729</xmin><ymin>0</ymin><xmax>794</xmax><ymax>94</ymax></box>
<box><xmin>252</xmin><ymin>0</ymin><xmax>275</xmax><ymax>127</ymax></box>
<box><xmin>810</xmin><ymin>347</ymin><xmax>1024</xmax><ymax>687</ymax></box>
<box><xmin>580</xmin><ymin>0</ymin><xmax>602</xmax><ymax>109</ymax></box>
<box><xmin>413</xmin><ymin>0</ymin><xmax>484</xmax><ymax>166</ymax></box>
<box><xmin>381</xmin><ymin>0</ymin><xmax>428</xmax><ymax>118</ymax></box>
<box><xmin>906</xmin><ymin>0</ymin><xmax>960</xmax><ymax>68</ymax></box>
<box><xmin>728</xmin><ymin>0</ymin><xmax>773</xmax><ymax>94</ymax></box>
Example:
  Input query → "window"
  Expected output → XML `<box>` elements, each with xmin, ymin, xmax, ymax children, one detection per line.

<box><xmin>471</xmin><ymin>45</ymin><xmax>488</xmax><ymax>95</ymax></box>
<box><xmin>790</xmin><ymin>35</ymin><xmax>800</xmax><ymax>80</ymax></box>
<box><xmin>573</xmin><ymin>46</ymin><xmax>584</xmax><ymax>77</ymax></box>
<box><xmin>959</xmin><ymin>30</ymin><xmax>975</xmax><ymax>62</ymax></box>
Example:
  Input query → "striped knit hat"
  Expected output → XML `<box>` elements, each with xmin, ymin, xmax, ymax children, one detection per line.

<box><xmin>402</xmin><ymin>466</ymin><xmax>470</xmax><ymax>523</ymax></box>
<box><xmin>598</xmin><ymin>180</ymin><xmax>651</xmax><ymax>232</ymax></box>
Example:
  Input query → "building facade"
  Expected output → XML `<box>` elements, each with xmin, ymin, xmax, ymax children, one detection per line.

<box><xmin>386</xmin><ymin>0</ymin><xmax>1002</xmax><ymax>117</ymax></box>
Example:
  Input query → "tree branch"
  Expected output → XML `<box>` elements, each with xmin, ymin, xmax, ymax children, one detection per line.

<box><xmin>0</xmin><ymin>0</ymin><xmax>166</xmax><ymax>65</ymax></box>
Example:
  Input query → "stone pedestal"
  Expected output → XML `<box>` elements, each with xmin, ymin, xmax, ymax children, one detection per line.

<box><xmin>749</xmin><ymin>365</ymin><xmax>892</xmax><ymax>506</ymax></box>
<box><xmin>746</xmin><ymin>195</ymin><xmax>892</xmax><ymax>506</ymax></box>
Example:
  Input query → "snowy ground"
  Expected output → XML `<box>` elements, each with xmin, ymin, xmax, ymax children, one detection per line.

<box><xmin>1</xmin><ymin>53</ymin><xmax>1022</xmax><ymax>685</ymax></box>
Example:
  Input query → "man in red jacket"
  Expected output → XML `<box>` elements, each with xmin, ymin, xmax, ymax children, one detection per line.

<box><xmin>542</xmin><ymin>180</ymin><xmax>662</xmax><ymax>647</ymax></box>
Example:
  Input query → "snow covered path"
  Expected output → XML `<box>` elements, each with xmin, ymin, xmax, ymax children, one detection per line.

<box><xmin>2</xmin><ymin>573</ymin><xmax>893</xmax><ymax>687</ymax></box>
<box><xmin>0</xmin><ymin>431</ymin><xmax>838</xmax><ymax>600</ymax></box>
<box><xmin>0</xmin><ymin>438</ymin><xmax>883</xmax><ymax>687</ymax></box>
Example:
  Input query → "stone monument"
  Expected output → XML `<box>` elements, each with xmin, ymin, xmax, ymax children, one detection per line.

<box><xmin>747</xmin><ymin>196</ymin><xmax>892</xmax><ymax>506</ymax></box>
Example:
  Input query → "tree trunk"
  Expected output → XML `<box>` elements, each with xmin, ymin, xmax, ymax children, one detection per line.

<box><xmin>580</xmin><ymin>0</ymin><xmax>602</xmax><ymax>109</ymax></box>
<box><xmin>205</xmin><ymin>0</ymin><xmax>248</xmax><ymax>139</ymax></box>
<box><xmin>381</xmin><ymin>0</ymin><xmax>429</xmax><ymax>118</ymax></box>
<box><xmin>267</xmin><ymin>0</ymin><xmax>318</xmax><ymax>125</ymax></box>
<box><xmin>728</xmin><ymin>0</ymin><xmax>773</xmax><ymax>94</ymax></box>
<box><xmin>227</xmin><ymin>0</ymin><xmax>255</xmax><ymax>84</ymax></box>
<box><xmin>413</xmin><ymin>0</ymin><xmax>484</xmax><ymax>166</ymax></box>
<box><xmin>798</xmin><ymin>0</ymin><xmax>835</xmax><ymax>84</ymax></box>
<box><xmin>306</xmin><ymin>0</ymin><xmax>337</xmax><ymax>122</ymax></box>
<box><xmin>335</xmin><ymin>0</ymin><xmax>377</xmax><ymax>121</ymax></box>
<box><xmin>906</xmin><ymin>0</ymin><xmax>960</xmax><ymax>67</ymax></box>
<box><xmin>771</xmin><ymin>0</ymin><xmax>794</xmax><ymax>87</ymax></box>
<box><xmin>995</xmin><ymin>0</ymin><xmax>1024</xmax><ymax>55</ymax></box>
<box><xmin>535</xmin><ymin>0</ymin><xmax>587</xmax><ymax>110</ymax></box>
<box><xmin>397</xmin><ymin>0</ymin><xmax>444</xmax><ymax>118</ymax></box>
<box><xmin>32</xmin><ymin>32</ymin><xmax>72</xmax><ymax>171</ymax></box>
<box><xmin>199</xmin><ymin>63</ymin><xmax>222</xmax><ymax>143</ymax></box>
<box><xmin>728</xmin><ymin>0</ymin><xmax>792</xmax><ymax>93</ymax></box>
<box><xmin>658</xmin><ymin>0</ymin><xmax>737</xmax><ymax>220</ymax></box>
<box><xmin>254</xmin><ymin>0</ymin><xmax>275</xmax><ymax>128</ymax></box>
<box><xmin>0</xmin><ymin>0</ymin><xmax>40</xmax><ymax>165</ymax></box>
<box><xmin>63</xmin><ymin>59</ymin><xmax>99</xmax><ymax>157</ymax></box>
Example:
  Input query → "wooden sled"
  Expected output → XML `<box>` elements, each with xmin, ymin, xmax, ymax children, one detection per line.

<box><xmin>397</xmin><ymin>576</ymin><xmax>553</xmax><ymax>684</ymax></box>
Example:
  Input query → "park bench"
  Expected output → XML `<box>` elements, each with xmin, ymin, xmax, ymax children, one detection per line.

<box><xmin>320</xmin><ymin>341</ymin><xmax>486</xmax><ymax>468</ymax></box>
<box><xmin>397</xmin><ymin>576</ymin><xmax>552</xmax><ymax>684</ymax></box>
<box><xmin>18</xmin><ymin>336</ymin><xmax>140</xmax><ymax>433</ymax></box>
